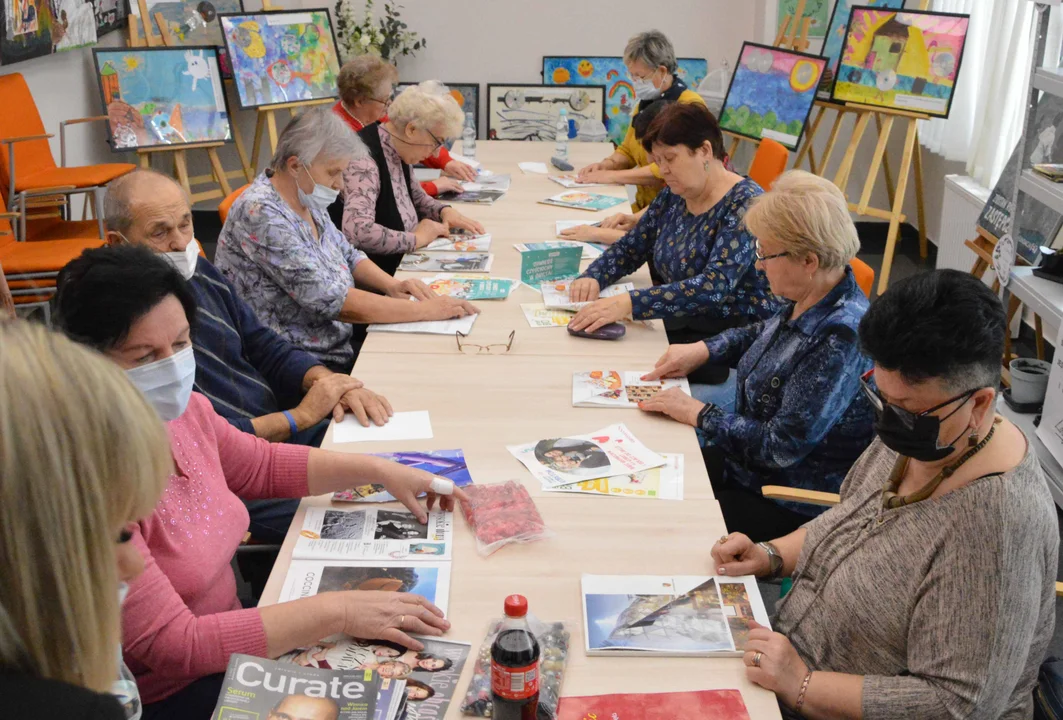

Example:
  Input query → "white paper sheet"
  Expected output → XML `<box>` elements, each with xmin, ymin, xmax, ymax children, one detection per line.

<box><xmin>332</xmin><ymin>411</ymin><xmax>434</xmax><ymax>444</ymax></box>
<box><xmin>519</xmin><ymin>162</ymin><xmax>549</xmax><ymax>174</ymax></box>
<box><xmin>368</xmin><ymin>312</ymin><xmax>477</xmax><ymax>335</ymax></box>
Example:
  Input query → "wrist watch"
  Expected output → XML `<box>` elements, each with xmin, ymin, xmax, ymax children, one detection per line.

<box><xmin>757</xmin><ymin>541</ymin><xmax>784</xmax><ymax>580</ymax></box>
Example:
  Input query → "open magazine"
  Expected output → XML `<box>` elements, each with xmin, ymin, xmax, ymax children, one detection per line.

<box><xmin>543</xmin><ymin>280</ymin><xmax>633</xmax><ymax>312</ymax></box>
<box><xmin>507</xmin><ymin>423</ymin><xmax>666</xmax><ymax>487</ymax></box>
<box><xmin>399</xmin><ymin>252</ymin><xmax>493</xmax><ymax>273</ymax></box>
<box><xmin>294</xmin><ymin>508</ymin><xmax>453</xmax><ymax>561</ymax></box>
<box><xmin>424</xmin><ymin>234</ymin><xmax>492</xmax><ymax>252</ymax></box>
<box><xmin>543</xmin><ymin>453</ymin><xmax>684</xmax><ymax>500</ymax></box>
<box><xmin>582</xmin><ymin>574</ymin><xmax>770</xmax><ymax>656</ymax></box>
<box><xmin>423</xmin><ymin>275</ymin><xmax>516</xmax><ymax>300</ymax></box>
<box><xmin>521</xmin><ymin>303</ymin><xmax>574</xmax><ymax>328</ymax></box>
<box><xmin>515</xmin><ymin>240</ymin><xmax>602</xmax><ymax>261</ymax></box>
<box><xmin>281</xmin><ymin>560</ymin><xmax>451</xmax><ymax>614</ymax></box>
<box><xmin>572</xmin><ymin>370</ymin><xmax>691</xmax><ymax>408</ymax></box>
<box><xmin>539</xmin><ymin>190</ymin><xmax>627</xmax><ymax>212</ymax></box>
<box><xmin>333</xmin><ymin>449</ymin><xmax>473</xmax><ymax>504</ymax></box>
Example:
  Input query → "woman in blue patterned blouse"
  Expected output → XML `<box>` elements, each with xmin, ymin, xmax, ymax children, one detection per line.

<box><xmin>568</xmin><ymin>102</ymin><xmax>778</xmax><ymax>360</ymax></box>
<box><xmin>639</xmin><ymin>171</ymin><xmax>875</xmax><ymax>541</ymax></box>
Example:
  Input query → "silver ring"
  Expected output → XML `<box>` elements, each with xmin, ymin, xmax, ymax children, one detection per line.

<box><xmin>752</xmin><ymin>651</ymin><xmax>763</xmax><ymax>668</ymax></box>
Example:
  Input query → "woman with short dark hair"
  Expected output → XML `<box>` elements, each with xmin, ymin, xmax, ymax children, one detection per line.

<box><xmin>712</xmin><ymin>270</ymin><xmax>1057</xmax><ymax>719</ymax></box>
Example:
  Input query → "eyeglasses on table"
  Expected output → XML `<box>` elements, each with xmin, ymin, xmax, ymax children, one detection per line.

<box><xmin>456</xmin><ymin>330</ymin><xmax>515</xmax><ymax>355</ymax></box>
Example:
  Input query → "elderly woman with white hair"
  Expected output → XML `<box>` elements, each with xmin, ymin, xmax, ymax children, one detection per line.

<box><xmin>341</xmin><ymin>81</ymin><xmax>485</xmax><ymax>275</ymax></box>
<box><xmin>216</xmin><ymin>107</ymin><xmax>477</xmax><ymax>374</ymax></box>
<box><xmin>639</xmin><ymin>171</ymin><xmax>875</xmax><ymax>541</ymax></box>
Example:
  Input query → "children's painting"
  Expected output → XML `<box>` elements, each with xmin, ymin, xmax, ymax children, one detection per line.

<box><xmin>130</xmin><ymin>0</ymin><xmax>240</xmax><ymax>46</ymax></box>
<box><xmin>398</xmin><ymin>82</ymin><xmax>479</xmax><ymax>138</ymax></box>
<box><xmin>487</xmin><ymin>84</ymin><xmax>605</xmax><ymax>141</ymax></box>
<box><xmin>718</xmin><ymin>43</ymin><xmax>826</xmax><ymax>151</ymax></box>
<box><xmin>819</xmin><ymin>0</ymin><xmax>905</xmax><ymax>96</ymax></box>
<box><xmin>543</xmin><ymin>56</ymin><xmax>708</xmax><ymax>146</ymax></box>
<box><xmin>93</xmin><ymin>46</ymin><xmax>233</xmax><ymax>151</ymax></box>
<box><xmin>1</xmin><ymin>0</ymin><xmax>98</xmax><ymax>64</ymax></box>
<box><xmin>776</xmin><ymin>0</ymin><xmax>829</xmax><ymax>39</ymax></box>
<box><xmin>831</xmin><ymin>8</ymin><xmax>970</xmax><ymax>119</ymax></box>
<box><xmin>220</xmin><ymin>9</ymin><xmax>342</xmax><ymax>109</ymax></box>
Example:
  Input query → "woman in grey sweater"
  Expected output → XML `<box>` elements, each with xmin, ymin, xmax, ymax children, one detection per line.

<box><xmin>712</xmin><ymin>270</ymin><xmax>1058</xmax><ymax>719</ymax></box>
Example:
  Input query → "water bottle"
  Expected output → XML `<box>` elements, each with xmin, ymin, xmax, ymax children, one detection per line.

<box><xmin>491</xmin><ymin>595</ymin><xmax>540</xmax><ymax>720</ymax></box>
<box><xmin>462</xmin><ymin>111</ymin><xmax>477</xmax><ymax>159</ymax></box>
<box><xmin>111</xmin><ymin>652</ymin><xmax>143</xmax><ymax>719</ymax></box>
<box><xmin>554</xmin><ymin>107</ymin><xmax>569</xmax><ymax>160</ymax></box>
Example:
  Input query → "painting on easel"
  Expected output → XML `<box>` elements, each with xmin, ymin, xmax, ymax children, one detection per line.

<box><xmin>1</xmin><ymin>0</ymin><xmax>98</xmax><ymax>64</ymax></box>
<box><xmin>831</xmin><ymin>8</ymin><xmax>970</xmax><ymax>119</ymax></box>
<box><xmin>818</xmin><ymin>0</ymin><xmax>905</xmax><ymax>97</ymax></box>
<box><xmin>718</xmin><ymin>43</ymin><xmax>826</xmax><ymax>151</ymax></box>
<box><xmin>92</xmin><ymin>46</ymin><xmax>233</xmax><ymax>151</ymax></box>
<box><xmin>777</xmin><ymin>0</ymin><xmax>829</xmax><ymax>40</ymax></box>
<box><xmin>220</xmin><ymin>8</ymin><xmax>342</xmax><ymax>110</ymax></box>
<box><xmin>129</xmin><ymin>0</ymin><xmax>241</xmax><ymax>74</ymax></box>
<box><xmin>487</xmin><ymin>84</ymin><xmax>605</xmax><ymax>141</ymax></box>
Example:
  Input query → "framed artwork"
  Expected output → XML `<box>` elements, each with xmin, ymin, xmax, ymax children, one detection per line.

<box><xmin>718</xmin><ymin>43</ymin><xmax>826</xmax><ymax>151</ymax></box>
<box><xmin>486</xmin><ymin>83</ymin><xmax>605</xmax><ymax>142</ymax></box>
<box><xmin>777</xmin><ymin>0</ymin><xmax>829</xmax><ymax>39</ymax></box>
<box><xmin>220</xmin><ymin>8</ymin><xmax>342</xmax><ymax>110</ymax></box>
<box><xmin>543</xmin><ymin>56</ymin><xmax>708</xmax><ymax>146</ymax></box>
<box><xmin>92</xmin><ymin>46</ymin><xmax>233</xmax><ymax>151</ymax></box>
<box><xmin>818</xmin><ymin>0</ymin><xmax>905</xmax><ymax>96</ymax></box>
<box><xmin>91</xmin><ymin>0</ymin><xmax>129</xmax><ymax>37</ymax></box>
<box><xmin>129</xmin><ymin>0</ymin><xmax>240</xmax><ymax>46</ymax></box>
<box><xmin>397</xmin><ymin>82</ymin><xmax>479</xmax><ymax>138</ymax></box>
<box><xmin>830</xmin><ymin>7</ymin><xmax>971</xmax><ymax>119</ymax></box>
<box><xmin>1</xmin><ymin>0</ymin><xmax>98</xmax><ymax>65</ymax></box>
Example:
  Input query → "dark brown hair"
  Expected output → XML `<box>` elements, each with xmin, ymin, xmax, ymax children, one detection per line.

<box><xmin>640</xmin><ymin>102</ymin><xmax>725</xmax><ymax>162</ymax></box>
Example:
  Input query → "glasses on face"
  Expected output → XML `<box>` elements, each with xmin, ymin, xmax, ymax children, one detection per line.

<box><xmin>456</xmin><ymin>330</ymin><xmax>515</xmax><ymax>355</ymax></box>
<box><xmin>425</xmin><ymin>128</ymin><xmax>445</xmax><ymax>152</ymax></box>
<box><xmin>859</xmin><ymin>369</ymin><xmax>978</xmax><ymax>430</ymax></box>
<box><xmin>754</xmin><ymin>241</ymin><xmax>789</xmax><ymax>262</ymax></box>
<box><xmin>367</xmin><ymin>93</ymin><xmax>392</xmax><ymax>107</ymax></box>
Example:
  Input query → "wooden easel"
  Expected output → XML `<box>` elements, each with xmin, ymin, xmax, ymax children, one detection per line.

<box><xmin>248</xmin><ymin>98</ymin><xmax>335</xmax><ymax>173</ymax></box>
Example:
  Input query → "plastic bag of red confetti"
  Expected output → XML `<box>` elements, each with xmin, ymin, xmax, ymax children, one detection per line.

<box><xmin>459</xmin><ymin>480</ymin><xmax>552</xmax><ymax>556</ymax></box>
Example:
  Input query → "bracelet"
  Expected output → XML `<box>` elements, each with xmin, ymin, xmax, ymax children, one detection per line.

<box><xmin>282</xmin><ymin>411</ymin><xmax>299</xmax><ymax>437</ymax></box>
<box><xmin>794</xmin><ymin>670</ymin><xmax>813</xmax><ymax>713</ymax></box>
<box><xmin>695</xmin><ymin>402</ymin><xmax>716</xmax><ymax>427</ymax></box>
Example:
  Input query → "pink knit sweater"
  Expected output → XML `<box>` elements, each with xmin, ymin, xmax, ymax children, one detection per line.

<box><xmin>121</xmin><ymin>393</ymin><xmax>311</xmax><ymax>703</ymax></box>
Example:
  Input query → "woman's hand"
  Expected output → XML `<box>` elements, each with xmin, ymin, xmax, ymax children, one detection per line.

<box><xmin>601</xmin><ymin>212</ymin><xmax>638</xmax><ymax>232</ymax></box>
<box><xmin>711</xmin><ymin>533</ymin><xmax>771</xmax><ymax>577</ymax></box>
<box><xmin>293</xmin><ymin>374</ymin><xmax>364</xmax><ymax>429</ymax></box>
<box><xmin>433</xmin><ymin>177</ymin><xmax>464</xmax><ymax>195</ymax></box>
<box><xmin>337</xmin><ymin>386</ymin><xmax>394</xmax><ymax>427</ymax></box>
<box><xmin>559</xmin><ymin>224</ymin><xmax>607</xmax><ymax>243</ymax></box>
<box><xmin>569</xmin><ymin>293</ymin><xmax>632</xmax><ymax>332</ymax></box>
<box><xmin>413</xmin><ymin>219</ymin><xmax>449</xmax><ymax>248</ymax></box>
<box><xmin>578</xmin><ymin>168</ymin><xmax>619</xmax><ymax>184</ymax></box>
<box><xmin>568</xmin><ymin>277</ymin><xmax>601</xmax><ymax>304</ymax></box>
<box><xmin>642</xmin><ymin>342</ymin><xmax>710</xmax><ymax>380</ymax></box>
<box><xmin>637</xmin><ymin>387</ymin><xmax>705</xmax><ymax>427</ymax></box>
<box><xmin>443</xmin><ymin>160</ymin><xmax>478</xmax><ymax>182</ymax></box>
<box><xmin>420</xmin><ymin>296</ymin><xmax>480</xmax><ymax>323</ymax></box>
<box><xmin>375</xmin><ymin>459</ymin><xmax>470</xmax><ymax>520</ymax></box>
<box><xmin>387</xmin><ymin>278</ymin><xmax>436</xmax><ymax>301</ymax></box>
<box><xmin>577</xmin><ymin>161</ymin><xmax>606</xmax><ymax>181</ymax></box>
<box><xmin>441</xmin><ymin>207</ymin><xmax>485</xmax><ymax>235</ymax></box>
<box><xmin>744</xmin><ymin>622</ymin><xmax>810</xmax><ymax>708</ymax></box>
<box><xmin>336</xmin><ymin>591</ymin><xmax>450</xmax><ymax>651</ymax></box>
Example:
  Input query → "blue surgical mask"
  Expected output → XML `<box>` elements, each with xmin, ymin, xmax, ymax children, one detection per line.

<box><xmin>125</xmin><ymin>346</ymin><xmax>196</xmax><ymax>422</ymax></box>
<box><xmin>297</xmin><ymin>163</ymin><xmax>340</xmax><ymax>211</ymax></box>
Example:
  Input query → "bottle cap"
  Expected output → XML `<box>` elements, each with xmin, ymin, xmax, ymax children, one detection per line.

<box><xmin>503</xmin><ymin>594</ymin><xmax>528</xmax><ymax>618</ymax></box>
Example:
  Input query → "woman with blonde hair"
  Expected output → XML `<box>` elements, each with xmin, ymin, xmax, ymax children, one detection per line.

<box><xmin>0</xmin><ymin>320</ymin><xmax>171</xmax><ymax>718</ymax></box>
<box><xmin>639</xmin><ymin>170</ymin><xmax>875</xmax><ymax>540</ymax></box>
<box><xmin>341</xmin><ymin>80</ymin><xmax>485</xmax><ymax>275</ymax></box>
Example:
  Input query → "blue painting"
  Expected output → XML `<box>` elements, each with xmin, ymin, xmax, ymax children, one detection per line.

<box><xmin>718</xmin><ymin>43</ymin><xmax>826</xmax><ymax>151</ymax></box>
<box><xmin>819</xmin><ymin>0</ymin><xmax>906</xmax><ymax>96</ymax></box>
<box><xmin>543</xmin><ymin>56</ymin><xmax>708</xmax><ymax>146</ymax></box>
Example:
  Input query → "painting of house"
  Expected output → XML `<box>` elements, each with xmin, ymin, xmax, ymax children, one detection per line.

<box><xmin>819</xmin><ymin>0</ymin><xmax>906</xmax><ymax>96</ymax></box>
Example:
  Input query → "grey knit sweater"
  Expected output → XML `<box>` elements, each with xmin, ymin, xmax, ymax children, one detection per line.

<box><xmin>775</xmin><ymin>436</ymin><xmax>1058</xmax><ymax>719</ymax></box>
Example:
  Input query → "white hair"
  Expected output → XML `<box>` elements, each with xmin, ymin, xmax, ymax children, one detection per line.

<box><xmin>388</xmin><ymin>81</ymin><xmax>464</xmax><ymax>139</ymax></box>
<box><xmin>269</xmin><ymin>106</ymin><xmax>365</xmax><ymax>171</ymax></box>
<box><xmin>624</xmin><ymin>30</ymin><xmax>678</xmax><ymax>73</ymax></box>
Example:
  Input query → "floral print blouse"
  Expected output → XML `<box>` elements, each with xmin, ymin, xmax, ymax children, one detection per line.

<box><xmin>215</xmin><ymin>173</ymin><xmax>367</xmax><ymax>372</ymax></box>
<box><xmin>580</xmin><ymin>180</ymin><xmax>776</xmax><ymax>322</ymax></box>
<box><xmin>341</xmin><ymin>124</ymin><xmax>446</xmax><ymax>254</ymax></box>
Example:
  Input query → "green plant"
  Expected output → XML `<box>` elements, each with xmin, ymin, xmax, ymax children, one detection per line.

<box><xmin>334</xmin><ymin>0</ymin><xmax>425</xmax><ymax>63</ymax></box>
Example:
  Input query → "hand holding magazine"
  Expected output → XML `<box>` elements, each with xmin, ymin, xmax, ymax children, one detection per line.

<box><xmin>572</xmin><ymin>370</ymin><xmax>691</xmax><ymax>407</ymax></box>
<box><xmin>543</xmin><ymin>281</ymin><xmax>633</xmax><ymax>312</ymax></box>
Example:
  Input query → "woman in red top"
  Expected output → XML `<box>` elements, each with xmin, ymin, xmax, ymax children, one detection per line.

<box><xmin>332</xmin><ymin>55</ymin><xmax>476</xmax><ymax>196</ymax></box>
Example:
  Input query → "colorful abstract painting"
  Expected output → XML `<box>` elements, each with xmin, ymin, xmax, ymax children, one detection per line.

<box><xmin>718</xmin><ymin>43</ymin><xmax>826</xmax><ymax>151</ymax></box>
<box><xmin>91</xmin><ymin>0</ymin><xmax>128</xmax><ymax>37</ymax></box>
<box><xmin>1</xmin><ymin>0</ymin><xmax>98</xmax><ymax>64</ymax></box>
<box><xmin>487</xmin><ymin>84</ymin><xmax>605</xmax><ymax>141</ymax></box>
<box><xmin>220</xmin><ymin>9</ymin><xmax>342</xmax><ymax>110</ymax></box>
<box><xmin>819</xmin><ymin>0</ymin><xmax>905</xmax><ymax>96</ymax></box>
<box><xmin>543</xmin><ymin>56</ymin><xmax>708</xmax><ymax>146</ymax></box>
<box><xmin>831</xmin><ymin>8</ymin><xmax>970</xmax><ymax>119</ymax></box>
<box><xmin>777</xmin><ymin>0</ymin><xmax>829</xmax><ymax>39</ymax></box>
<box><xmin>92</xmin><ymin>46</ymin><xmax>233</xmax><ymax>151</ymax></box>
<box><xmin>397</xmin><ymin>82</ymin><xmax>479</xmax><ymax>138</ymax></box>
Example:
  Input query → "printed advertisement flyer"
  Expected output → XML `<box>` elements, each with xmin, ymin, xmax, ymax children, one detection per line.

<box><xmin>521</xmin><ymin>303</ymin><xmax>574</xmax><ymax>328</ymax></box>
<box><xmin>572</xmin><ymin>370</ymin><xmax>691</xmax><ymax>407</ymax></box>
<box><xmin>543</xmin><ymin>453</ymin><xmax>684</xmax><ymax>500</ymax></box>
<box><xmin>507</xmin><ymin>423</ymin><xmax>667</xmax><ymax>487</ymax></box>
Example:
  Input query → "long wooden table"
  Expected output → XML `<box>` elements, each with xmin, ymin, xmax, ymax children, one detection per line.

<box><xmin>260</xmin><ymin>141</ymin><xmax>782</xmax><ymax>719</ymax></box>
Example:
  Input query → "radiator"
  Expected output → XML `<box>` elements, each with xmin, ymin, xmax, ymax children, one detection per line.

<box><xmin>935</xmin><ymin>174</ymin><xmax>991</xmax><ymax>273</ymax></box>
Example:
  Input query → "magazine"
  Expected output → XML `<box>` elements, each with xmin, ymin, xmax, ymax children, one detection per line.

<box><xmin>372</xmin><ymin>677</ymin><xmax>407</xmax><ymax>720</ymax></box>
<box><xmin>280</xmin><ymin>560</ymin><xmax>451</xmax><ymax>614</ymax></box>
<box><xmin>539</xmin><ymin>191</ymin><xmax>627</xmax><ymax>212</ymax></box>
<box><xmin>211</xmin><ymin>654</ymin><xmax>383</xmax><ymax>720</ymax></box>
<box><xmin>519</xmin><ymin>245</ymin><xmax>583</xmax><ymax>285</ymax></box>
<box><xmin>521</xmin><ymin>303</ymin><xmax>574</xmax><ymax>328</ymax></box>
<box><xmin>399</xmin><ymin>252</ymin><xmax>493</xmax><ymax>273</ymax></box>
<box><xmin>333</xmin><ymin>449</ymin><xmax>472</xmax><ymax>504</ymax></box>
<box><xmin>557</xmin><ymin>689</ymin><xmax>751</xmax><ymax>720</ymax></box>
<box><xmin>515</xmin><ymin>240</ymin><xmax>602</xmax><ymax>261</ymax></box>
<box><xmin>437</xmin><ymin>188</ymin><xmax>506</xmax><ymax>204</ymax></box>
<box><xmin>581</xmin><ymin>574</ymin><xmax>770</xmax><ymax>656</ymax></box>
<box><xmin>280</xmin><ymin>636</ymin><xmax>471</xmax><ymax>720</ymax></box>
<box><xmin>424</xmin><ymin>234</ymin><xmax>492</xmax><ymax>252</ymax></box>
<box><xmin>543</xmin><ymin>280</ymin><xmax>633</xmax><ymax>312</ymax></box>
<box><xmin>543</xmin><ymin>453</ymin><xmax>684</xmax><ymax>500</ymax></box>
<box><xmin>423</xmin><ymin>275</ymin><xmax>516</xmax><ymax>300</ymax></box>
<box><xmin>293</xmin><ymin>508</ymin><xmax>453</xmax><ymax>561</ymax></box>
<box><xmin>506</xmin><ymin>423</ymin><xmax>667</xmax><ymax>487</ymax></box>
<box><xmin>572</xmin><ymin>370</ymin><xmax>691</xmax><ymax>407</ymax></box>
<box><xmin>548</xmin><ymin>174</ymin><xmax>612</xmax><ymax>189</ymax></box>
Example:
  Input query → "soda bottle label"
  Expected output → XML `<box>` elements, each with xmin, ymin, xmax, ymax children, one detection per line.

<box><xmin>491</xmin><ymin>660</ymin><xmax>539</xmax><ymax>701</ymax></box>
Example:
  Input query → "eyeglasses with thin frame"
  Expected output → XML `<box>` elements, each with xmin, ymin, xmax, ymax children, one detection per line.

<box><xmin>381</xmin><ymin>126</ymin><xmax>445</xmax><ymax>152</ymax></box>
<box><xmin>754</xmin><ymin>241</ymin><xmax>789</xmax><ymax>262</ymax></box>
<box><xmin>367</xmin><ymin>94</ymin><xmax>392</xmax><ymax>107</ymax></box>
<box><xmin>456</xmin><ymin>330</ymin><xmax>515</xmax><ymax>355</ymax></box>
<box><xmin>859</xmin><ymin>368</ymin><xmax>979</xmax><ymax>431</ymax></box>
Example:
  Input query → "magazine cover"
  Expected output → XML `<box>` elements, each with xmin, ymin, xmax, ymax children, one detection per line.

<box><xmin>507</xmin><ymin>423</ymin><xmax>667</xmax><ymax>487</ymax></box>
<box><xmin>572</xmin><ymin>370</ymin><xmax>691</xmax><ymax>407</ymax></box>
<box><xmin>437</xmin><ymin>188</ymin><xmax>506</xmax><ymax>204</ymax></box>
<box><xmin>539</xmin><ymin>191</ymin><xmax>627</xmax><ymax>212</ymax></box>
<box><xmin>281</xmin><ymin>636</ymin><xmax>471</xmax><ymax>720</ymax></box>
<box><xmin>541</xmin><ymin>281</ymin><xmax>632</xmax><ymax>311</ymax></box>
<box><xmin>515</xmin><ymin>240</ymin><xmax>603</xmax><ymax>261</ymax></box>
<box><xmin>424</xmin><ymin>234</ymin><xmax>492</xmax><ymax>252</ymax></box>
<box><xmin>280</xmin><ymin>561</ymin><xmax>451</xmax><ymax>614</ymax></box>
<box><xmin>543</xmin><ymin>453</ymin><xmax>684</xmax><ymax>500</ymax></box>
<box><xmin>423</xmin><ymin>275</ymin><xmax>516</xmax><ymax>300</ymax></box>
<box><xmin>211</xmin><ymin>654</ymin><xmax>381</xmax><ymax>720</ymax></box>
<box><xmin>549</xmin><ymin>174</ymin><xmax>612</xmax><ymax>189</ymax></box>
<box><xmin>582</xmin><ymin>574</ymin><xmax>769</xmax><ymax>656</ymax></box>
<box><xmin>557</xmin><ymin>689</ymin><xmax>751</xmax><ymax>720</ymax></box>
<box><xmin>333</xmin><ymin>449</ymin><xmax>473</xmax><ymax>504</ymax></box>
<box><xmin>521</xmin><ymin>303</ymin><xmax>574</xmax><ymax>328</ymax></box>
<box><xmin>294</xmin><ymin>508</ymin><xmax>452</xmax><ymax>561</ymax></box>
<box><xmin>399</xmin><ymin>252</ymin><xmax>493</xmax><ymax>273</ymax></box>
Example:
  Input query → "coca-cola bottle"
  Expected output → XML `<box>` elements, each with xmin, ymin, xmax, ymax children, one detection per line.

<box><xmin>490</xmin><ymin>594</ymin><xmax>540</xmax><ymax>720</ymax></box>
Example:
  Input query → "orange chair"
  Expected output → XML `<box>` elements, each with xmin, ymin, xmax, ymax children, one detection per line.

<box><xmin>850</xmin><ymin>257</ymin><xmax>875</xmax><ymax>299</ymax></box>
<box><xmin>748</xmin><ymin>138</ymin><xmax>789</xmax><ymax>191</ymax></box>
<box><xmin>218</xmin><ymin>183</ymin><xmax>250</xmax><ymax>225</ymax></box>
<box><xmin>0</xmin><ymin>72</ymin><xmax>135</xmax><ymax>238</ymax></box>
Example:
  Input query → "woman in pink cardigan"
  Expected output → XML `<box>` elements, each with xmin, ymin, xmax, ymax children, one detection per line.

<box><xmin>54</xmin><ymin>245</ymin><xmax>464</xmax><ymax>720</ymax></box>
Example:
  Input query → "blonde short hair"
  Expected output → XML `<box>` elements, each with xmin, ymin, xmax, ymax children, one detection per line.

<box><xmin>745</xmin><ymin>170</ymin><xmax>860</xmax><ymax>270</ymax></box>
<box><xmin>388</xmin><ymin>81</ymin><xmax>464</xmax><ymax>140</ymax></box>
<box><xmin>337</xmin><ymin>54</ymin><xmax>399</xmax><ymax>107</ymax></box>
<box><xmin>0</xmin><ymin>321</ymin><xmax>171</xmax><ymax>692</ymax></box>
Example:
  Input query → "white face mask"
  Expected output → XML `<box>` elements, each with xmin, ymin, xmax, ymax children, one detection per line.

<box><xmin>125</xmin><ymin>346</ymin><xmax>196</xmax><ymax>422</ymax></box>
<box><xmin>161</xmin><ymin>238</ymin><xmax>199</xmax><ymax>281</ymax></box>
<box><xmin>297</xmin><ymin>163</ymin><xmax>340</xmax><ymax>211</ymax></box>
<box><xmin>633</xmin><ymin>70</ymin><xmax>663</xmax><ymax>102</ymax></box>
